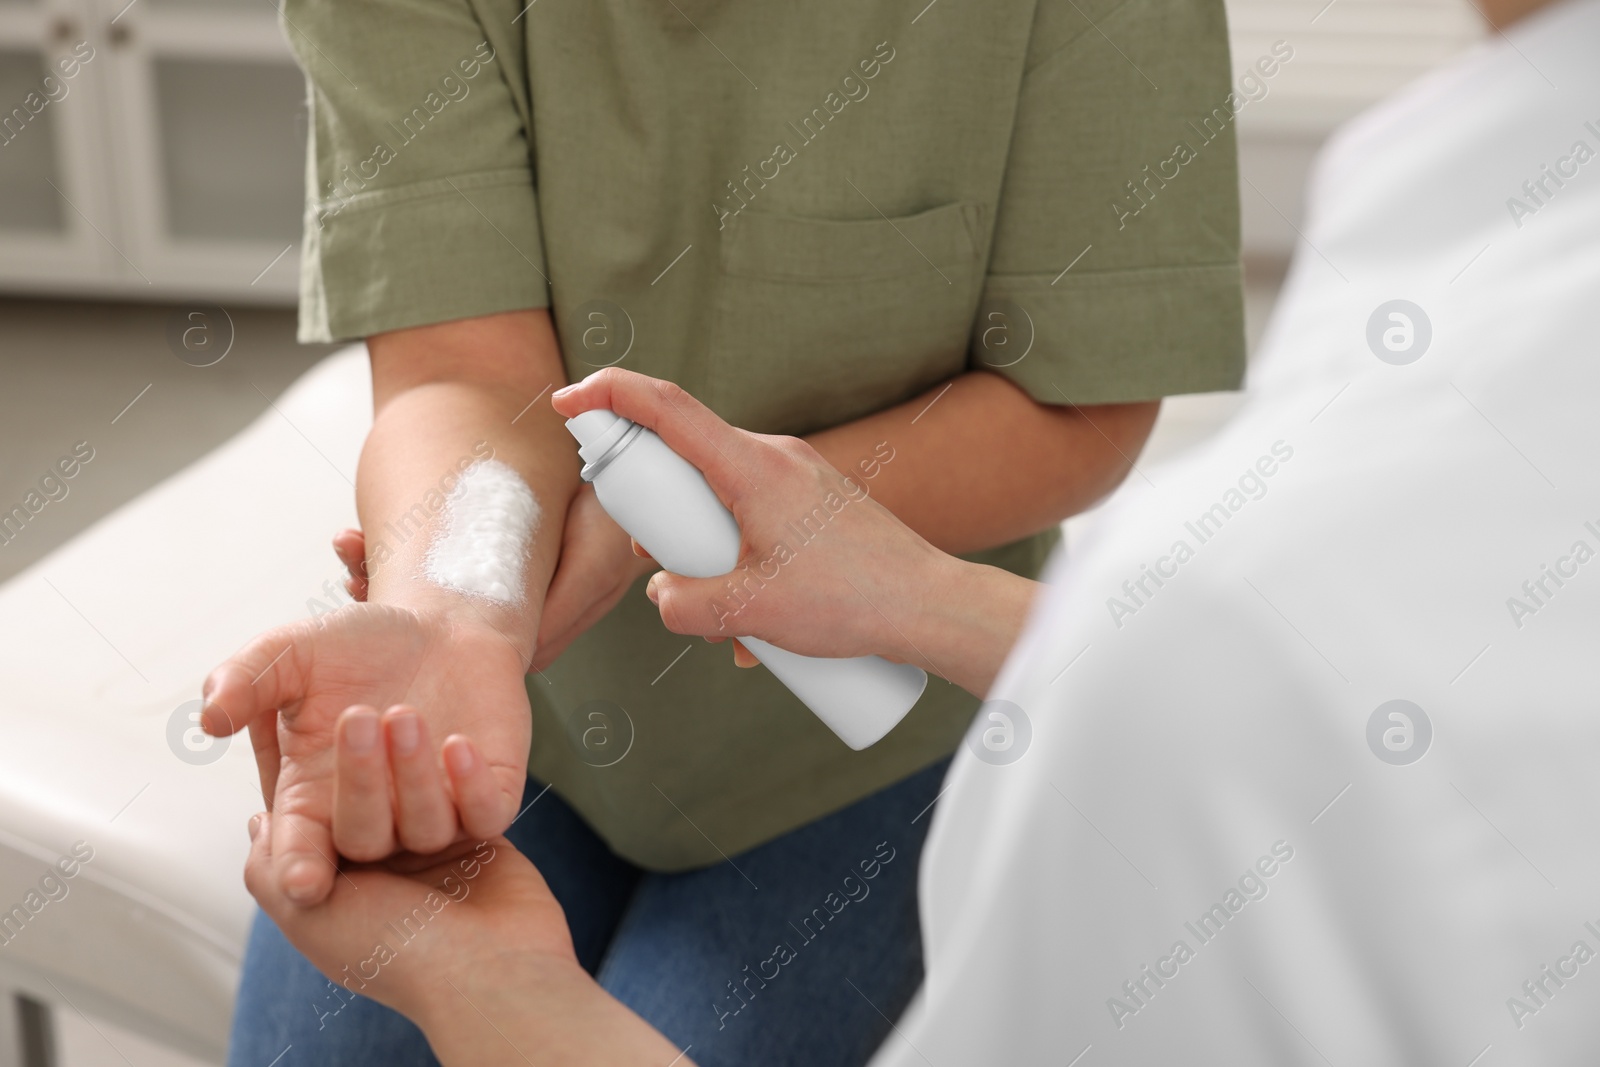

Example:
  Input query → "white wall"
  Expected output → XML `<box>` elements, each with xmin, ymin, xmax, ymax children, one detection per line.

<box><xmin>1228</xmin><ymin>0</ymin><xmax>1483</xmax><ymax>259</ymax></box>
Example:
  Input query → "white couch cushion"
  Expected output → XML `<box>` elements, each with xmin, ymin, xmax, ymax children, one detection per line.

<box><xmin>0</xmin><ymin>347</ymin><xmax>371</xmax><ymax>1061</ymax></box>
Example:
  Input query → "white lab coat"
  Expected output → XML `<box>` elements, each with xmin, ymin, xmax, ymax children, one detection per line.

<box><xmin>873</xmin><ymin>2</ymin><xmax>1600</xmax><ymax>1063</ymax></box>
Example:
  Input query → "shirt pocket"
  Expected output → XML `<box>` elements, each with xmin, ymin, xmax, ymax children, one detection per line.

<box><xmin>704</xmin><ymin>200</ymin><xmax>985</xmax><ymax>436</ymax></box>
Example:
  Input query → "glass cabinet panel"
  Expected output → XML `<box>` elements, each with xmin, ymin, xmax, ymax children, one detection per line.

<box><xmin>0</xmin><ymin>48</ymin><xmax>67</xmax><ymax>233</ymax></box>
<box><xmin>153</xmin><ymin>56</ymin><xmax>304</xmax><ymax>243</ymax></box>
<box><xmin>146</xmin><ymin>0</ymin><xmax>263</xmax><ymax>8</ymax></box>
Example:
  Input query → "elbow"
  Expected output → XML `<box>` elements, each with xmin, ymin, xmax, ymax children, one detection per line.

<box><xmin>1061</xmin><ymin>399</ymin><xmax>1161</xmax><ymax>514</ymax></box>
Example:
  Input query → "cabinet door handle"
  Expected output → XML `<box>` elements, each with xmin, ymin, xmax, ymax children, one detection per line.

<box><xmin>49</xmin><ymin>15</ymin><xmax>80</xmax><ymax>43</ymax></box>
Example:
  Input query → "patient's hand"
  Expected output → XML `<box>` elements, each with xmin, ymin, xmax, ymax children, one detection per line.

<box><xmin>530</xmin><ymin>483</ymin><xmax>660</xmax><ymax>670</ymax></box>
<box><xmin>331</xmin><ymin>527</ymin><xmax>369</xmax><ymax>601</ymax></box>
<box><xmin>245</xmin><ymin>718</ymin><xmax>690</xmax><ymax>1067</ymax></box>
<box><xmin>202</xmin><ymin>605</ymin><xmax>531</xmax><ymax>905</ymax></box>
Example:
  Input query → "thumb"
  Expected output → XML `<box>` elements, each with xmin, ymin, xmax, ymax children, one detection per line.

<box><xmin>647</xmin><ymin>570</ymin><xmax>762</xmax><ymax>638</ymax></box>
<box><xmin>272</xmin><ymin>786</ymin><xmax>341</xmax><ymax>906</ymax></box>
<box><xmin>201</xmin><ymin>620</ymin><xmax>313</xmax><ymax>738</ymax></box>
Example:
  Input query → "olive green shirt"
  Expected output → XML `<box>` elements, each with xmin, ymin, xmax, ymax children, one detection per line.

<box><xmin>285</xmin><ymin>0</ymin><xmax>1245</xmax><ymax>869</ymax></box>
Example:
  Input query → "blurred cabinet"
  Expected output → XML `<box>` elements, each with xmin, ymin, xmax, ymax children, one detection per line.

<box><xmin>0</xmin><ymin>0</ymin><xmax>108</xmax><ymax>287</ymax></box>
<box><xmin>0</xmin><ymin>0</ymin><xmax>1488</xmax><ymax>298</ymax></box>
<box><xmin>0</xmin><ymin>0</ymin><xmax>305</xmax><ymax>302</ymax></box>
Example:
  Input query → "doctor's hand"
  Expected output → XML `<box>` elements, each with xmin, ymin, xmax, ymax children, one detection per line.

<box><xmin>200</xmin><ymin>604</ymin><xmax>532</xmax><ymax>906</ymax></box>
<box><xmin>245</xmin><ymin>719</ymin><xmax>692</xmax><ymax>1067</ymax></box>
<box><xmin>551</xmin><ymin>369</ymin><xmax>1038</xmax><ymax>694</ymax></box>
<box><xmin>551</xmin><ymin>371</ymin><xmax>954</xmax><ymax>666</ymax></box>
<box><xmin>241</xmin><ymin>717</ymin><xmax>571</xmax><ymax>1020</ymax></box>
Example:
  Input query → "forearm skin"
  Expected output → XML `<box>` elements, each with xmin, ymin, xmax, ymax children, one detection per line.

<box><xmin>359</xmin><ymin>309</ymin><xmax>580</xmax><ymax>664</ymax></box>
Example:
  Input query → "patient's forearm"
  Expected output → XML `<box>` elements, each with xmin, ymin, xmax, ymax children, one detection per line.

<box><xmin>360</xmin><ymin>310</ymin><xmax>580</xmax><ymax>659</ymax></box>
<box><xmin>807</xmin><ymin>370</ymin><xmax>1158</xmax><ymax>557</ymax></box>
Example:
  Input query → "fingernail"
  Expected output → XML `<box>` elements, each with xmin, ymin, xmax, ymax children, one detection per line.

<box><xmin>284</xmin><ymin>860</ymin><xmax>321</xmax><ymax>904</ymax></box>
<box><xmin>389</xmin><ymin>712</ymin><xmax>420</xmax><ymax>754</ymax></box>
<box><xmin>247</xmin><ymin>813</ymin><xmax>263</xmax><ymax>840</ymax></box>
<box><xmin>199</xmin><ymin>699</ymin><xmax>230</xmax><ymax>736</ymax></box>
<box><xmin>445</xmin><ymin>739</ymin><xmax>476</xmax><ymax>777</ymax></box>
<box><xmin>551</xmin><ymin>384</ymin><xmax>575</xmax><ymax>399</ymax></box>
<box><xmin>645</xmin><ymin>574</ymin><xmax>660</xmax><ymax>604</ymax></box>
<box><xmin>345</xmin><ymin>711</ymin><xmax>378</xmax><ymax>753</ymax></box>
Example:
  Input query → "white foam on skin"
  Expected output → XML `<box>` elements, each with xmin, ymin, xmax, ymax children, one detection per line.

<box><xmin>424</xmin><ymin>459</ymin><xmax>539</xmax><ymax>605</ymax></box>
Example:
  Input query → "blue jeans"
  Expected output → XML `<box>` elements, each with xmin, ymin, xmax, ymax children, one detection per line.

<box><xmin>227</xmin><ymin>758</ymin><xmax>950</xmax><ymax>1067</ymax></box>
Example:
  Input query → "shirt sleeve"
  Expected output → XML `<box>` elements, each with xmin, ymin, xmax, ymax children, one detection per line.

<box><xmin>282</xmin><ymin>0</ymin><xmax>548</xmax><ymax>343</ymax></box>
<box><xmin>972</xmin><ymin>0</ymin><xmax>1246</xmax><ymax>405</ymax></box>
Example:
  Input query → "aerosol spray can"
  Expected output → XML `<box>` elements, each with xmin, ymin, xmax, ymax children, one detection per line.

<box><xmin>566</xmin><ymin>408</ymin><xmax>927</xmax><ymax>750</ymax></box>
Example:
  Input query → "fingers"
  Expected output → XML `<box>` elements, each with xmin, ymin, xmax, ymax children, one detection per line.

<box><xmin>533</xmin><ymin>554</ymin><xmax>650</xmax><ymax>671</ymax></box>
<box><xmin>243</xmin><ymin>811</ymin><xmax>280</xmax><ymax>913</ymax></box>
<box><xmin>442</xmin><ymin>735</ymin><xmax>507</xmax><ymax>840</ymax></box>
<box><xmin>245</xmin><ymin>812</ymin><xmax>321</xmax><ymax>932</ymax></box>
<box><xmin>332</xmin><ymin>528</ymin><xmax>369</xmax><ymax>602</ymax></box>
<box><xmin>201</xmin><ymin>623</ymin><xmax>309</xmax><ymax>739</ymax></box>
<box><xmin>247</xmin><ymin>713</ymin><xmax>282</xmax><ymax>808</ymax></box>
<box><xmin>703</xmin><ymin>636</ymin><xmax>760</xmax><ymax>668</ymax></box>
<box><xmin>271</xmin><ymin>787</ymin><xmax>340</xmax><ymax>906</ymax></box>
<box><xmin>531</xmin><ymin>529</ymin><xmax>607</xmax><ymax>672</ymax></box>
<box><xmin>531</xmin><ymin>594</ymin><xmax>618</xmax><ymax>673</ymax></box>
<box><xmin>207</xmin><ymin>625</ymin><xmax>315</xmax><ymax>857</ymax></box>
<box><xmin>331</xmin><ymin>707</ymin><xmax>507</xmax><ymax>865</ymax></box>
<box><xmin>333</xmin><ymin>707</ymin><xmax>395</xmax><ymax>862</ymax></box>
<box><xmin>531</xmin><ymin>489</ymin><xmax>658</xmax><ymax>672</ymax></box>
<box><xmin>384</xmin><ymin>707</ymin><xmax>458</xmax><ymax>854</ymax></box>
<box><xmin>646</xmin><ymin>570</ymin><xmax>757</xmax><ymax>637</ymax></box>
<box><xmin>552</xmin><ymin>369</ymin><xmax>758</xmax><ymax>508</ymax></box>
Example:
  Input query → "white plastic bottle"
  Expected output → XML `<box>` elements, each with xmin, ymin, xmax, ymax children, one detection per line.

<box><xmin>566</xmin><ymin>408</ymin><xmax>927</xmax><ymax>750</ymax></box>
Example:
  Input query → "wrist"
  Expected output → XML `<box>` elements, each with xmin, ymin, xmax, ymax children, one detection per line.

<box><xmin>371</xmin><ymin>582</ymin><xmax>541</xmax><ymax>668</ymax></box>
<box><xmin>410</xmin><ymin>952</ymin><xmax>570</xmax><ymax>1050</ymax></box>
<box><xmin>414</xmin><ymin>954</ymin><xmax>683</xmax><ymax>1067</ymax></box>
<box><xmin>906</xmin><ymin>554</ymin><xmax>1035</xmax><ymax>696</ymax></box>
